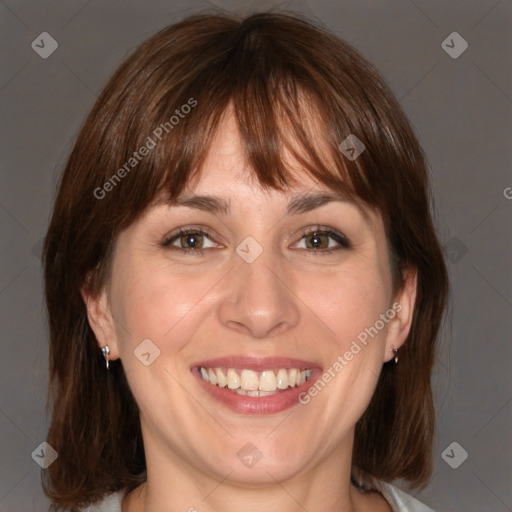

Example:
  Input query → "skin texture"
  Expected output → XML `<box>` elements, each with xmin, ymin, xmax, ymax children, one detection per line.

<box><xmin>83</xmin><ymin>108</ymin><xmax>416</xmax><ymax>512</ymax></box>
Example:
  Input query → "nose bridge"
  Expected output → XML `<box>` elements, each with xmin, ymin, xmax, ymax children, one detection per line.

<box><xmin>218</xmin><ymin>238</ymin><xmax>300</xmax><ymax>338</ymax></box>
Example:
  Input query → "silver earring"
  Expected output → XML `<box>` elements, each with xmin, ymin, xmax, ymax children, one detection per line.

<box><xmin>392</xmin><ymin>348</ymin><xmax>399</xmax><ymax>364</ymax></box>
<box><xmin>102</xmin><ymin>345</ymin><xmax>110</xmax><ymax>369</ymax></box>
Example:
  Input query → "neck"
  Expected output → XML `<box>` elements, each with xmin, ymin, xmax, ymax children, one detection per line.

<box><xmin>122</xmin><ymin>433</ymin><xmax>388</xmax><ymax>512</ymax></box>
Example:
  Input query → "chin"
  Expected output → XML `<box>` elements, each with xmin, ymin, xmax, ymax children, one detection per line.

<box><xmin>202</xmin><ymin>436</ymin><xmax>315</xmax><ymax>486</ymax></box>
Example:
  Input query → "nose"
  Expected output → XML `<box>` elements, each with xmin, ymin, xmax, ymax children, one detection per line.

<box><xmin>217</xmin><ymin>246</ymin><xmax>301</xmax><ymax>339</ymax></box>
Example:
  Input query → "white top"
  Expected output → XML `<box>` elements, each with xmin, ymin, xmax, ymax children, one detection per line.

<box><xmin>80</xmin><ymin>481</ymin><xmax>435</xmax><ymax>511</ymax></box>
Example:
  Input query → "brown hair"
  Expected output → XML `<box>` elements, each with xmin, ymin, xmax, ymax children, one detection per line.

<box><xmin>42</xmin><ymin>10</ymin><xmax>448</xmax><ymax>510</ymax></box>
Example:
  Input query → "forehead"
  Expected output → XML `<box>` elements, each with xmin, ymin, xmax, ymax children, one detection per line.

<box><xmin>157</xmin><ymin>115</ymin><xmax>376</xmax><ymax>229</ymax></box>
<box><xmin>185</xmin><ymin>105</ymin><xmax>334</xmax><ymax>198</ymax></box>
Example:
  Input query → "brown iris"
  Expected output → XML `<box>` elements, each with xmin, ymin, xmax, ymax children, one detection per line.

<box><xmin>180</xmin><ymin>232</ymin><xmax>204</xmax><ymax>249</ymax></box>
<box><xmin>305</xmin><ymin>232</ymin><xmax>329</xmax><ymax>249</ymax></box>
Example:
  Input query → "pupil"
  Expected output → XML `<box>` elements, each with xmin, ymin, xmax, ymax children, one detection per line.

<box><xmin>310</xmin><ymin>233</ymin><xmax>323</xmax><ymax>248</ymax></box>
<box><xmin>185</xmin><ymin>234</ymin><xmax>199</xmax><ymax>247</ymax></box>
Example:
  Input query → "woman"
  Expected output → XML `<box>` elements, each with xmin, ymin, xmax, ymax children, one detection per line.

<box><xmin>42</xmin><ymin>11</ymin><xmax>448</xmax><ymax>512</ymax></box>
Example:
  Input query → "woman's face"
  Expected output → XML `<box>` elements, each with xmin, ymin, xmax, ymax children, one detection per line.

<box><xmin>86</xmin><ymin>108</ymin><xmax>415</xmax><ymax>486</ymax></box>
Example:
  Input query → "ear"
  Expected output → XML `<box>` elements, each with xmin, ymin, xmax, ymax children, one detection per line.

<box><xmin>80</xmin><ymin>282</ymin><xmax>121</xmax><ymax>360</ymax></box>
<box><xmin>383</xmin><ymin>267</ymin><xmax>417</xmax><ymax>362</ymax></box>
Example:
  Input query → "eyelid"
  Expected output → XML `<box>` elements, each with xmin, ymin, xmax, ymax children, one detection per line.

<box><xmin>162</xmin><ymin>226</ymin><xmax>222</xmax><ymax>249</ymax></box>
<box><xmin>291</xmin><ymin>225</ymin><xmax>352</xmax><ymax>251</ymax></box>
<box><xmin>161</xmin><ymin>224</ymin><xmax>351</xmax><ymax>253</ymax></box>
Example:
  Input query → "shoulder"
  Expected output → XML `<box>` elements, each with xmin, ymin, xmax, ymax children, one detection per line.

<box><xmin>374</xmin><ymin>480</ymin><xmax>436</xmax><ymax>512</ymax></box>
<box><xmin>77</xmin><ymin>489</ymin><xmax>127</xmax><ymax>512</ymax></box>
<box><xmin>77</xmin><ymin>481</ymin><xmax>436</xmax><ymax>512</ymax></box>
<box><xmin>351</xmin><ymin>468</ymin><xmax>436</xmax><ymax>512</ymax></box>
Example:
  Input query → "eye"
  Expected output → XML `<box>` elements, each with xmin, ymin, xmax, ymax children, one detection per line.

<box><xmin>162</xmin><ymin>228</ymin><xmax>218</xmax><ymax>252</ymax></box>
<box><xmin>292</xmin><ymin>228</ymin><xmax>351</xmax><ymax>252</ymax></box>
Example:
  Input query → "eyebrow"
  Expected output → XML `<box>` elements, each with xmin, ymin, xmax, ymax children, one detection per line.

<box><xmin>287</xmin><ymin>192</ymin><xmax>352</xmax><ymax>214</ymax></box>
<box><xmin>169</xmin><ymin>194</ymin><xmax>231</xmax><ymax>214</ymax></box>
<box><xmin>167</xmin><ymin>192</ymin><xmax>353</xmax><ymax>215</ymax></box>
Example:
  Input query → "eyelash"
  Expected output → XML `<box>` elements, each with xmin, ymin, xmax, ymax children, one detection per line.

<box><xmin>162</xmin><ymin>226</ymin><xmax>351</xmax><ymax>255</ymax></box>
<box><xmin>162</xmin><ymin>227</ymin><xmax>217</xmax><ymax>256</ymax></box>
<box><xmin>296</xmin><ymin>227</ymin><xmax>351</xmax><ymax>251</ymax></box>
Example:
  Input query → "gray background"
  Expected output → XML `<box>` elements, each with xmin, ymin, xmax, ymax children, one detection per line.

<box><xmin>0</xmin><ymin>0</ymin><xmax>511</xmax><ymax>510</ymax></box>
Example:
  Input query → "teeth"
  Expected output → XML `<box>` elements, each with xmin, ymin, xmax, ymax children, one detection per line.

<box><xmin>240</xmin><ymin>369</ymin><xmax>259</xmax><ymax>391</ymax></box>
<box><xmin>207</xmin><ymin>368</ymin><xmax>217</xmax><ymax>385</ymax></box>
<box><xmin>276</xmin><ymin>368</ymin><xmax>289</xmax><ymax>389</ymax></box>
<box><xmin>227</xmin><ymin>368</ymin><xmax>240</xmax><ymax>389</ymax></box>
<box><xmin>236</xmin><ymin>389</ymin><xmax>278</xmax><ymax>397</ymax></box>
<box><xmin>215</xmin><ymin>368</ymin><xmax>227</xmax><ymax>388</ymax></box>
<box><xmin>259</xmin><ymin>370</ymin><xmax>277</xmax><ymax>391</ymax></box>
<box><xmin>288</xmin><ymin>368</ymin><xmax>298</xmax><ymax>387</ymax></box>
<box><xmin>199</xmin><ymin>367</ymin><xmax>313</xmax><ymax>394</ymax></box>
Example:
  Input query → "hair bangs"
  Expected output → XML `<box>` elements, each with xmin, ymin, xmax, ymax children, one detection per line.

<box><xmin>138</xmin><ymin>63</ymin><xmax>368</xmax><ymax>217</ymax></box>
<box><xmin>107</xmin><ymin>13</ymin><xmax>383</xmax><ymax>224</ymax></box>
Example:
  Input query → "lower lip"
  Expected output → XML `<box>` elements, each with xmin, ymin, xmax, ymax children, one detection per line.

<box><xmin>192</xmin><ymin>368</ymin><xmax>321</xmax><ymax>414</ymax></box>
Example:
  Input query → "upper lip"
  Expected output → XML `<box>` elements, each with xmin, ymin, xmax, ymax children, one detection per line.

<box><xmin>192</xmin><ymin>356</ymin><xmax>321</xmax><ymax>371</ymax></box>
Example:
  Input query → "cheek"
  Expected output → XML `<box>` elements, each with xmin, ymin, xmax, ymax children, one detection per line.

<box><xmin>297</xmin><ymin>260</ymin><xmax>391</xmax><ymax>347</ymax></box>
<box><xmin>301</xmin><ymin>272</ymin><xmax>392</xmax><ymax>428</ymax></box>
<box><xmin>109</xmin><ymin>257</ymin><xmax>224</xmax><ymax>357</ymax></box>
<box><xmin>290</xmin><ymin>264</ymin><xmax>393</xmax><ymax>448</ymax></box>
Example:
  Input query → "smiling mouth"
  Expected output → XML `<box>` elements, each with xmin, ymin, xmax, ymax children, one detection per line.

<box><xmin>198</xmin><ymin>367</ymin><xmax>313</xmax><ymax>396</ymax></box>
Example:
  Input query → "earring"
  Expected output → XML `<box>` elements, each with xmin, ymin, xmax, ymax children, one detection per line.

<box><xmin>392</xmin><ymin>347</ymin><xmax>399</xmax><ymax>364</ymax></box>
<box><xmin>101</xmin><ymin>345</ymin><xmax>110</xmax><ymax>370</ymax></box>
